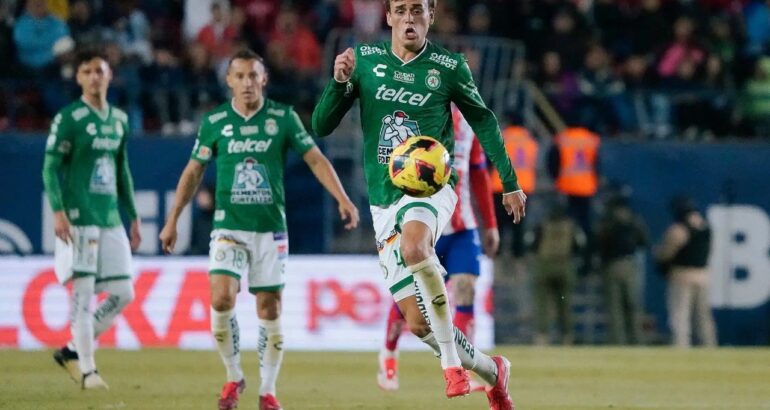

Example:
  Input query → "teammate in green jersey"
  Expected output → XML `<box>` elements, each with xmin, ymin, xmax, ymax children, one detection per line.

<box><xmin>312</xmin><ymin>1</ymin><xmax>524</xmax><ymax>408</ymax></box>
<box><xmin>43</xmin><ymin>49</ymin><xmax>142</xmax><ymax>390</ymax></box>
<box><xmin>160</xmin><ymin>49</ymin><xmax>359</xmax><ymax>410</ymax></box>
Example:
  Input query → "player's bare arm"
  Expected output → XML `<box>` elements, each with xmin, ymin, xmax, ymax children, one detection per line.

<box><xmin>302</xmin><ymin>147</ymin><xmax>359</xmax><ymax>230</ymax></box>
<box><xmin>334</xmin><ymin>48</ymin><xmax>355</xmax><ymax>83</ymax></box>
<box><xmin>129</xmin><ymin>219</ymin><xmax>142</xmax><ymax>251</ymax></box>
<box><xmin>159</xmin><ymin>160</ymin><xmax>206</xmax><ymax>253</ymax></box>
<box><xmin>52</xmin><ymin>211</ymin><xmax>72</xmax><ymax>244</ymax></box>
<box><xmin>502</xmin><ymin>190</ymin><xmax>527</xmax><ymax>224</ymax></box>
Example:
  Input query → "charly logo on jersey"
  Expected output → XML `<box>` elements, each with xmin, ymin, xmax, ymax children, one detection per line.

<box><xmin>425</xmin><ymin>69</ymin><xmax>441</xmax><ymax>90</ymax></box>
<box><xmin>86</xmin><ymin>123</ymin><xmax>97</xmax><ymax>136</ymax></box>
<box><xmin>373</xmin><ymin>64</ymin><xmax>387</xmax><ymax>78</ymax></box>
<box><xmin>89</xmin><ymin>155</ymin><xmax>116</xmax><ymax>195</ymax></box>
<box><xmin>231</xmin><ymin>157</ymin><xmax>273</xmax><ymax>204</ymax></box>
<box><xmin>377</xmin><ymin>111</ymin><xmax>420</xmax><ymax>165</ymax></box>
<box><xmin>264</xmin><ymin>118</ymin><xmax>279</xmax><ymax>136</ymax></box>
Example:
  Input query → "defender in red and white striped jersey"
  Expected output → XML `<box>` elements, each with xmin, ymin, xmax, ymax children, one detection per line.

<box><xmin>378</xmin><ymin>104</ymin><xmax>500</xmax><ymax>391</ymax></box>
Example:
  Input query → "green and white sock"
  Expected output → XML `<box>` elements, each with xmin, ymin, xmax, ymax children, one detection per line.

<box><xmin>410</xmin><ymin>256</ymin><xmax>461</xmax><ymax>369</ymax></box>
<box><xmin>258</xmin><ymin>318</ymin><xmax>284</xmax><ymax>396</ymax></box>
<box><xmin>211</xmin><ymin>307</ymin><xmax>243</xmax><ymax>382</ymax></box>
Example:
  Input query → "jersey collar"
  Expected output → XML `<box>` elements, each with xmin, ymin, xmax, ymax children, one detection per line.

<box><xmin>80</xmin><ymin>96</ymin><xmax>110</xmax><ymax>121</ymax></box>
<box><xmin>230</xmin><ymin>98</ymin><xmax>264</xmax><ymax>122</ymax></box>
<box><xmin>390</xmin><ymin>40</ymin><xmax>429</xmax><ymax>66</ymax></box>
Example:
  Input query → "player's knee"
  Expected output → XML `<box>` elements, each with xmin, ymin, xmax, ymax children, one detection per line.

<box><xmin>400</xmin><ymin>241</ymin><xmax>433</xmax><ymax>267</ymax></box>
<box><xmin>211</xmin><ymin>292</ymin><xmax>236</xmax><ymax>311</ymax></box>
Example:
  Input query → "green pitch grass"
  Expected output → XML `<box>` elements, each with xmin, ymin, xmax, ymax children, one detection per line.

<box><xmin>1</xmin><ymin>347</ymin><xmax>769</xmax><ymax>409</ymax></box>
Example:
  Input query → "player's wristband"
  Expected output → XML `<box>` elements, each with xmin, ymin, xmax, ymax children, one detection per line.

<box><xmin>502</xmin><ymin>189</ymin><xmax>524</xmax><ymax>196</ymax></box>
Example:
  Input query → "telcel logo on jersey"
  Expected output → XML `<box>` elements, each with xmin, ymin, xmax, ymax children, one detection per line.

<box><xmin>91</xmin><ymin>137</ymin><xmax>121</xmax><ymax>151</ymax></box>
<box><xmin>227</xmin><ymin>138</ymin><xmax>273</xmax><ymax>154</ymax></box>
<box><xmin>375</xmin><ymin>85</ymin><xmax>432</xmax><ymax>106</ymax></box>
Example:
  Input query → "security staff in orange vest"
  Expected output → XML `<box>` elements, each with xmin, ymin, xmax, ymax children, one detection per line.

<box><xmin>492</xmin><ymin>124</ymin><xmax>538</xmax><ymax>258</ymax></box>
<box><xmin>548</xmin><ymin>127</ymin><xmax>600</xmax><ymax>274</ymax></box>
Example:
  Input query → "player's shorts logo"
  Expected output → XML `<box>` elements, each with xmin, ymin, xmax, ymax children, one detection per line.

<box><xmin>425</xmin><ymin>69</ymin><xmax>441</xmax><ymax>90</ymax></box>
<box><xmin>231</xmin><ymin>157</ymin><xmax>273</xmax><ymax>204</ymax></box>
<box><xmin>377</xmin><ymin>111</ymin><xmax>420</xmax><ymax>165</ymax></box>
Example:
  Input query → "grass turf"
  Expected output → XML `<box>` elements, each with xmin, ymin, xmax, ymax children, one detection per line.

<box><xmin>1</xmin><ymin>347</ymin><xmax>769</xmax><ymax>409</ymax></box>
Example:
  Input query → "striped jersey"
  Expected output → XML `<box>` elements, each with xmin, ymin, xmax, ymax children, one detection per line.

<box><xmin>443</xmin><ymin>105</ymin><xmax>485</xmax><ymax>235</ymax></box>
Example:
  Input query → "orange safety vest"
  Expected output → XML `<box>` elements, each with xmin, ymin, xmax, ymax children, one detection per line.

<box><xmin>491</xmin><ymin>126</ymin><xmax>538</xmax><ymax>194</ymax></box>
<box><xmin>554</xmin><ymin>127</ymin><xmax>600</xmax><ymax>197</ymax></box>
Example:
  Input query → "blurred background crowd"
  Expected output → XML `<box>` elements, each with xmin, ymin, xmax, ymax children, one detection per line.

<box><xmin>3</xmin><ymin>0</ymin><xmax>770</xmax><ymax>139</ymax></box>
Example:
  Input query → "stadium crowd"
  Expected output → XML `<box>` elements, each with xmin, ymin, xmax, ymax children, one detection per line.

<box><xmin>2</xmin><ymin>0</ymin><xmax>770</xmax><ymax>139</ymax></box>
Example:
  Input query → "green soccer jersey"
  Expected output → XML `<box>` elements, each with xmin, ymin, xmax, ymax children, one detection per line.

<box><xmin>42</xmin><ymin>99</ymin><xmax>137</xmax><ymax>227</ymax></box>
<box><xmin>191</xmin><ymin>99</ymin><xmax>316</xmax><ymax>233</ymax></box>
<box><xmin>312</xmin><ymin>40</ymin><xmax>520</xmax><ymax>207</ymax></box>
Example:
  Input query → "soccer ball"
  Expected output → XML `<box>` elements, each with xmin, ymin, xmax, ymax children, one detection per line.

<box><xmin>388</xmin><ymin>136</ymin><xmax>452</xmax><ymax>198</ymax></box>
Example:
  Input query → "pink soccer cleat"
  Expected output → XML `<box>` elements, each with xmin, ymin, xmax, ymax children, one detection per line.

<box><xmin>259</xmin><ymin>393</ymin><xmax>283</xmax><ymax>410</ymax></box>
<box><xmin>485</xmin><ymin>356</ymin><xmax>514</xmax><ymax>410</ymax></box>
<box><xmin>443</xmin><ymin>366</ymin><xmax>471</xmax><ymax>398</ymax></box>
<box><xmin>218</xmin><ymin>379</ymin><xmax>246</xmax><ymax>410</ymax></box>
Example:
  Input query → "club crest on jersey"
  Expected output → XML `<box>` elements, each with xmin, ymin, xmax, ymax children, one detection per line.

<box><xmin>378</xmin><ymin>111</ymin><xmax>420</xmax><ymax>165</ymax></box>
<box><xmin>231</xmin><ymin>157</ymin><xmax>273</xmax><ymax>204</ymax></box>
<box><xmin>425</xmin><ymin>69</ymin><xmax>441</xmax><ymax>90</ymax></box>
<box><xmin>264</xmin><ymin>118</ymin><xmax>279</xmax><ymax>136</ymax></box>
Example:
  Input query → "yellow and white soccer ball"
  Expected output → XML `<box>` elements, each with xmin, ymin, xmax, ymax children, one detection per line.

<box><xmin>388</xmin><ymin>136</ymin><xmax>452</xmax><ymax>198</ymax></box>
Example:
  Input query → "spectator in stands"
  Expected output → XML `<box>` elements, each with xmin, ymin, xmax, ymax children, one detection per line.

<box><xmin>591</xmin><ymin>0</ymin><xmax>629</xmax><ymax>57</ymax></box>
<box><xmin>12</xmin><ymin>0</ymin><xmax>71</xmax><ymax>72</ymax></box>
<box><xmin>542</xmin><ymin>8</ymin><xmax>587</xmax><ymax>71</ymax></box>
<box><xmin>68</xmin><ymin>0</ymin><xmax>103</xmax><ymax>48</ymax></box>
<box><xmin>466</xmin><ymin>4</ymin><xmax>492</xmax><ymax>36</ymax></box>
<box><xmin>741</xmin><ymin>56</ymin><xmax>770</xmax><ymax>136</ymax></box>
<box><xmin>108</xmin><ymin>0</ymin><xmax>152</xmax><ymax>65</ymax></box>
<box><xmin>183</xmin><ymin>42</ymin><xmax>223</xmax><ymax>124</ymax></box>
<box><xmin>628</xmin><ymin>0</ymin><xmax>671</xmax><ymax>56</ymax></box>
<box><xmin>597</xmin><ymin>193</ymin><xmax>648</xmax><ymax>345</ymax></box>
<box><xmin>104</xmin><ymin>41</ymin><xmax>142</xmax><ymax>133</ymax></box>
<box><xmin>433</xmin><ymin>1</ymin><xmax>459</xmax><ymax>36</ymax></box>
<box><xmin>528</xmin><ymin>200</ymin><xmax>585</xmax><ymax>345</ymax></box>
<box><xmin>143</xmin><ymin>46</ymin><xmax>193</xmax><ymax>136</ymax></box>
<box><xmin>577</xmin><ymin>44</ymin><xmax>633</xmax><ymax>134</ymax></box>
<box><xmin>658</xmin><ymin>16</ymin><xmax>706</xmax><ymax>79</ymax></box>
<box><xmin>351</xmin><ymin>0</ymin><xmax>383</xmax><ymax>40</ymax></box>
<box><xmin>621</xmin><ymin>54</ymin><xmax>672</xmax><ymax>139</ymax></box>
<box><xmin>196</xmin><ymin>2</ymin><xmax>239</xmax><ymax>66</ymax></box>
<box><xmin>183</xmin><ymin>0</ymin><xmax>215</xmax><ymax>41</ymax></box>
<box><xmin>535</xmin><ymin>50</ymin><xmax>579</xmax><ymax>122</ymax></box>
<box><xmin>743</xmin><ymin>0</ymin><xmax>770</xmax><ymax>56</ymax></box>
<box><xmin>655</xmin><ymin>196</ymin><xmax>717</xmax><ymax>348</ymax></box>
<box><xmin>0</xmin><ymin>1</ymin><xmax>16</xmax><ymax>78</ymax></box>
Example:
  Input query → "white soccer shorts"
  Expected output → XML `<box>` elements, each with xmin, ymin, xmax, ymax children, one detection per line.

<box><xmin>208</xmin><ymin>229</ymin><xmax>289</xmax><ymax>293</ymax></box>
<box><xmin>370</xmin><ymin>186</ymin><xmax>457</xmax><ymax>301</ymax></box>
<box><xmin>54</xmin><ymin>225</ymin><xmax>133</xmax><ymax>285</ymax></box>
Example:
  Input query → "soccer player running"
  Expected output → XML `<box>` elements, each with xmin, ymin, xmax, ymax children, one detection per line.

<box><xmin>312</xmin><ymin>1</ymin><xmax>525</xmax><ymax>408</ymax></box>
<box><xmin>43</xmin><ymin>49</ymin><xmax>141</xmax><ymax>390</ymax></box>
<box><xmin>160</xmin><ymin>49</ymin><xmax>359</xmax><ymax>410</ymax></box>
<box><xmin>378</xmin><ymin>106</ymin><xmax>500</xmax><ymax>393</ymax></box>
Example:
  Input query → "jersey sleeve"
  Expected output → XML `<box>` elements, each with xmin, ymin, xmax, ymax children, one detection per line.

<box><xmin>116</xmin><ymin>120</ymin><xmax>138</xmax><ymax>220</ymax></box>
<box><xmin>191</xmin><ymin>120</ymin><xmax>216</xmax><ymax>163</ymax></box>
<box><xmin>311</xmin><ymin>49</ymin><xmax>360</xmax><ymax>137</ymax></box>
<box><xmin>42</xmin><ymin>112</ymin><xmax>74</xmax><ymax>212</ymax></box>
<box><xmin>287</xmin><ymin>108</ymin><xmax>316</xmax><ymax>155</ymax></box>
<box><xmin>450</xmin><ymin>58</ymin><xmax>520</xmax><ymax>193</ymax></box>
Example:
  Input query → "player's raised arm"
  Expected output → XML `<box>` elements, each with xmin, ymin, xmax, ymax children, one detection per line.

<box><xmin>451</xmin><ymin>58</ymin><xmax>526</xmax><ymax>223</ymax></box>
<box><xmin>312</xmin><ymin>47</ymin><xmax>359</xmax><ymax>137</ymax></box>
